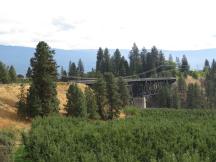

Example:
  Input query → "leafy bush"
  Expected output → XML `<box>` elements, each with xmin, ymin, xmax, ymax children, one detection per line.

<box><xmin>23</xmin><ymin>109</ymin><xmax>216</xmax><ymax>162</ymax></box>
<box><xmin>0</xmin><ymin>129</ymin><xmax>16</xmax><ymax>162</ymax></box>
<box><xmin>124</xmin><ymin>105</ymin><xmax>142</xmax><ymax>116</ymax></box>
<box><xmin>14</xmin><ymin>146</ymin><xmax>32</xmax><ymax>162</ymax></box>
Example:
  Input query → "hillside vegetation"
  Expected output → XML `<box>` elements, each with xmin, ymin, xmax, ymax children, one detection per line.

<box><xmin>0</xmin><ymin>83</ymin><xmax>86</xmax><ymax>129</ymax></box>
<box><xmin>23</xmin><ymin>108</ymin><xmax>216</xmax><ymax>162</ymax></box>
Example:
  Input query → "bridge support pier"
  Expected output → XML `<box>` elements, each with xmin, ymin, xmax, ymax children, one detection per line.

<box><xmin>133</xmin><ymin>97</ymin><xmax>146</xmax><ymax>109</ymax></box>
<box><xmin>143</xmin><ymin>97</ymin><xmax>146</xmax><ymax>109</ymax></box>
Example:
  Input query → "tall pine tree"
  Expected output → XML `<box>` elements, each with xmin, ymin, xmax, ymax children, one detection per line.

<box><xmin>186</xmin><ymin>83</ymin><xmax>203</xmax><ymax>109</ymax></box>
<box><xmin>77</xmin><ymin>59</ymin><xmax>84</xmax><ymax>76</ymax></box>
<box><xmin>117</xmin><ymin>77</ymin><xmax>130</xmax><ymax>107</ymax></box>
<box><xmin>203</xmin><ymin>59</ymin><xmax>210</xmax><ymax>73</ymax></box>
<box><xmin>119</xmin><ymin>56</ymin><xmax>129</xmax><ymax>76</ymax></box>
<box><xmin>178</xmin><ymin>74</ymin><xmax>187</xmax><ymax>107</ymax></box>
<box><xmin>94</xmin><ymin>74</ymin><xmax>109</xmax><ymax>120</ymax></box>
<box><xmin>96</xmin><ymin>47</ymin><xmax>104</xmax><ymax>73</ymax></box>
<box><xmin>103</xmin><ymin>48</ymin><xmax>111</xmax><ymax>73</ymax></box>
<box><xmin>104</xmin><ymin>72</ymin><xmax>121</xmax><ymax>119</ymax></box>
<box><xmin>181</xmin><ymin>55</ymin><xmax>190</xmax><ymax>76</ymax></box>
<box><xmin>129</xmin><ymin>43</ymin><xmax>141</xmax><ymax>75</ymax></box>
<box><xmin>205</xmin><ymin>59</ymin><xmax>216</xmax><ymax>108</ymax></box>
<box><xmin>26</xmin><ymin>41</ymin><xmax>59</xmax><ymax>117</ymax></box>
<box><xmin>85</xmin><ymin>87</ymin><xmax>98</xmax><ymax>119</ymax></box>
<box><xmin>0</xmin><ymin>61</ymin><xmax>9</xmax><ymax>83</ymax></box>
<box><xmin>17</xmin><ymin>83</ymin><xmax>27</xmax><ymax>118</ymax></box>
<box><xmin>8</xmin><ymin>65</ymin><xmax>17</xmax><ymax>82</ymax></box>
<box><xmin>26</xmin><ymin>67</ymin><xmax>32</xmax><ymax>78</ymax></box>
<box><xmin>68</xmin><ymin>62</ymin><xmax>77</xmax><ymax>77</ymax></box>
<box><xmin>140</xmin><ymin>47</ymin><xmax>147</xmax><ymax>73</ymax></box>
<box><xmin>111</xmin><ymin>49</ymin><xmax>122</xmax><ymax>76</ymax></box>
<box><xmin>66</xmin><ymin>83</ymin><xmax>87</xmax><ymax>117</ymax></box>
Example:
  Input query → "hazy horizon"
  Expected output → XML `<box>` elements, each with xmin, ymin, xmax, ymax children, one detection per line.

<box><xmin>1</xmin><ymin>43</ymin><xmax>216</xmax><ymax>52</ymax></box>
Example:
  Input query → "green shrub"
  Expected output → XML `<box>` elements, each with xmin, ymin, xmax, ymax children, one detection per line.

<box><xmin>14</xmin><ymin>146</ymin><xmax>32</xmax><ymax>162</ymax></box>
<box><xmin>23</xmin><ymin>109</ymin><xmax>216</xmax><ymax>162</ymax></box>
<box><xmin>0</xmin><ymin>129</ymin><xmax>16</xmax><ymax>162</ymax></box>
<box><xmin>124</xmin><ymin>105</ymin><xmax>142</xmax><ymax>116</ymax></box>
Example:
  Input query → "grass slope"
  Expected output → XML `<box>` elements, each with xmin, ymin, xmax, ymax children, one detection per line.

<box><xmin>0</xmin><ymin>83</ymin><xmax>87</xmax><ymax>129</ymax></box>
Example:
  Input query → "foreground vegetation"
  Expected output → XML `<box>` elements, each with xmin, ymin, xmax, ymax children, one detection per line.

<box><xmin>0</xmin><ymin>129</ymin><xmax>16</xmax><ymax>162</ymax></box>
<box><xmin>21</xmin><ymin>108</ymin><xmax>216</xmax><ymax>162</ymax></box>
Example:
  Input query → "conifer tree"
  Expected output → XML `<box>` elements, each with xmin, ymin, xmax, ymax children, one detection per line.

<box><xmin>17</xmin><ymin>83</ymin><xmax>27</xmax><ymax>118</ymax></box>
<box><xmin>117</xmin><ymin>77</ymin><xmax>130</xmax><ymax>107</ymax></box>
<box><xmin>27</xmin><ymin>84</ymin><xmax>42</xmax><ymax>116</ymax></box>
<box><xmin>186</xmin><ymin>83</ymin><xmax>203</xmax><ymax>108</ymax></box>
<box><xmin>161</xmin><ymin>60</ymin><xmax>176</xmax><ymax>77</ymax></box>
<box><xmin>60</xmin><ymin>66</ymin><xmax>67</xmax><ymax>81</ymax></box>
<box><xmin>177</xmin><ymin>75</ymin><xmax>187</xmax><ymax>107</ymax></box>
<box><xmin>146</xmin><ymin>52</ymin><xmax>152</xmax><ymax>73</ymax></box>
<box><xmin>104</xmin><ymin>72</ymin><xmax>121</xmax><ymax>119</ymax></box>
<box><xmin>157</xmin><ymin>85</ymin><xmax>171</xmax><ymax>108</ymax></box>
<box><xmin>203</xmin><ymin>59</ymin><xmax>210</xmax><ymax>72</ymax></box>
<box><xmin>205</xmin><ymin>59</ymin><xmax>216</xmax><ymax>108</ymax></box>
<box><xmin>60</xmin><ymin>66</ymin><xmax>67</xmax><ymax>77</ymax></box>
<box><xmin>26</xmin><ymin>67</ymin><xmax>32</xmax><ymax>78</ymax></box>
<box><xmin>140</xmin><ymin>47</ymin><xmax>147</xmax><ymax>72</ymax></box>
<box><xmin>68</xmin><ymin>61</ymin><xmax>72</xmax><ymax>76</ymax></box>
<box><xmin>103</xmin><ymin>48</ymin><xmax>111</xmax><ymax>73</ymax></box>
<box><xmin>159</xmin><ymin>50</ymin><xmax>165</xmax><ymax>65</ymax></box>
<box><xmin>157</xmin><ymin>50</ymin><xmax>165</xmax><ymax>75</ymax></box>
<box><xmin>26</xmin><ymin>41</ymin><xmax>59</xmax><ymax>117</ymax></box>
<box><xmin>8</xmin><ymin>65</ymin><xmax>17</xmax><ymax>82</ymax></box>
<box><xmin>157</xmin><ymin>85</ymin><xmax>181</xmax><ymax>108</ymax></box>
<box><xmin>96</xmin><ymin>47</ymin><xmax>104</xmax><ymax>73</ymax></box>
<box><xmin>119</xmin><ymin>56</ymin><xmax>129</xmax><ymax>76</ymax></box>
<box><xmin>175</xmin><ymin>57</ymin><xmax>181</xmax><ymax>69</ymax></box>
<box><xmin>111</xmin><ymin>49</ymin><xmax>122</xmax><ymax>76</ymax></box>
<box><xmin>94</xmin><ymin>74</ymin><xmax>109</xmax><ymax>120</ymax></box>
<box><xmin>129</xmin><ymin>43</ymin><xmax>141</xmax><ymax>74</ymax></box>
<box><xmin>149</xmin><ymin>46</ymin><xmax>160</xmax><ymax>76</ymax></box>
<box><xmin>85</xmin><ymin>87</ymin><xmax>98</xmax><ymax>119</ymax></box>
<box><xmin>66</xmin><ymin>83</ymin><xmax>87</xmax><ymax>117</ymax></box>
<box><xmin>77</xmin><ymin>59</ymin><xmax>84</xmax><ymax>76</ymax></box>
<box><xmin>169</xmin><ymin>54</ymin><xmax>173</xmax><ymax>62</ymax></box>
<box><xmin>0</xmin><ymin>61</ymin><xmax>9</xmax><ymax>83</ymax></box>
<box><xmin>145</xmin><ymin>46</ymin><xmax>160</xmax><ymax>77</ymax></box>
<box><xmin>170</xmin><ymin>86</ymin><xmax>181</xmax><ymax>108</ymax></box>
<box><xmin>151</xmin><ymin>46</ymin><xmax>159</xmax><ymax>65</ymax></box>
<box><xmin>181</xmin><ymin>55</ymin><xmax>190</xmax><ymax>76</ymax></box>
<box><xmin>68</xmin><ymin>62</ymin><xmax>77</xmax><ymax>77</ymax></box>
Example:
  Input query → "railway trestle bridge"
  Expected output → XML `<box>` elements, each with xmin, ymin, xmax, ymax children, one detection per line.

<box><xmin>64</xmin><ymin>76</ymin><xmax>176</xmax><ymax>108</ymax></box>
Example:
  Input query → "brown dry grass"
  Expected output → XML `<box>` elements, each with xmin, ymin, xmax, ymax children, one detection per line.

<box><xmin>0</xmin><ymin>84</ymin><xmax>30</xmax><ymax>129</ymax></box>
<box><xmin>0</xmin><ymin>82</ymin><xmax>87</xmax><ymax>129</ymax></box>
<box><xmin>119</xmin><ymin>112</ymin><xmax>126</xmax><ymax>119</ymax></box>
<box><xmin>185</xmin><ymin>76</ymin><xmax>201</xmax><ymax>86</ymax></box>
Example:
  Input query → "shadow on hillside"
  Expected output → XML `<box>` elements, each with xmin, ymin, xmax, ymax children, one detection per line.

<box><xmin>0</xmin><ymin>107</ymin><xmax>17</xmax><ymax>121</ymax></box>
<box><xmin>0</xmin><ymin>97</ymin><xmax>16</xmax><ymax>107</ymax></box>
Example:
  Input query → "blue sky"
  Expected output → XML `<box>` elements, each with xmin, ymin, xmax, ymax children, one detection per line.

<box><xmin>0</xmin><ymin>0</ymin><xmax>215</xmax><ymax>50</ymax></box>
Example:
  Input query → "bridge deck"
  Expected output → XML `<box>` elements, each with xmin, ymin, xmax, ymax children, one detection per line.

<box><xmin>126</xmin><ymin>77</ymin><xmax>176</xmax><ymax>83</ymax></box>
<box><xmin>73</xmin><ymin>77</ymin><xmax>176</xmax><ymax>85</ymax></box>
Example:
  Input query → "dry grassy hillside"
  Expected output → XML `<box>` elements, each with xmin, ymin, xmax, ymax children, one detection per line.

<box><xmin>0</xmin><ymin>82</ymin><xmax>87</xmax><ymax>129</ymax></box>
<box><xmin>185</xmin><ymin>76</ymin><xmax>202</xmax><ymax>86</ymax></box>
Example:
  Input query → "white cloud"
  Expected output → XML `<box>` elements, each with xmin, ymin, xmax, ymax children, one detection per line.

<box><xmin>52</xmin><ymin>18</ymin><xmax>75</xmax><ymax>31</ymax></box>
<box><xmin>0</xmin><ymin>0</ymin><xmax>215</xmax><ymax>50</ymax></box>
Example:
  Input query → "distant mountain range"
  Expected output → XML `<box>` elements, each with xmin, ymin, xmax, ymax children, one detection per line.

<box><xmin>0</xmin><ymin>45</ymin><xmax>215</xmax><ymax>75</ymax></box>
